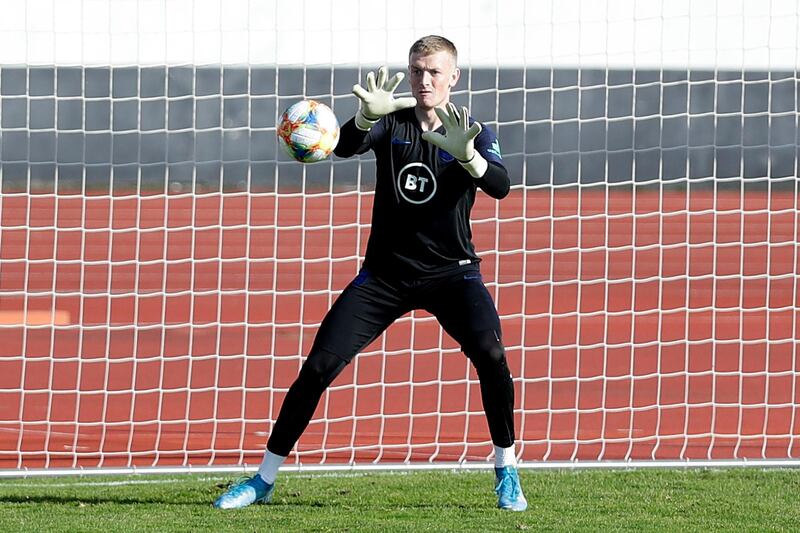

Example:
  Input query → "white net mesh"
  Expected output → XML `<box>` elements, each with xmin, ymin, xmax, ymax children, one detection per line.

<box><xmin>0</xmin><ymin>0</ymin><xmax>798</xmax><ymax>473</ymax></box>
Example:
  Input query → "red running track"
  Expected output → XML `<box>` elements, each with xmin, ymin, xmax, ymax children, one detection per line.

<box><xmin>0</xmin><ymin>188</ymin><xmax>798</xmax><ymax>469</ymax></box>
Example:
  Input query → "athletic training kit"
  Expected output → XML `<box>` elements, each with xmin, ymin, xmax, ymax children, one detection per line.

<box><xmin>215</xmin><ymin>104</ymin><xmax>526</xmax><ymax>511</ymax></box>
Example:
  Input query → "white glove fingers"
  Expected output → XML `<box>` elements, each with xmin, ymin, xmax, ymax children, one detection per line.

<box><xmin>433</xmin><ymin>105</ymin><xmax>446</xmax><ymax>122</ymax></box>
<box><xmin>446</xmin><ymin>103</ymin><xmax>459</xmax><ymax>125</ymax></box>
<box><xmin>352</xmin><ymin>84</ymin><xmax>370</xmax><ymax>101</ymax></box>
<box><xmin>365</xmin><ymin>70</ymin><xmax>377</xmax><ymax>92</ymax></box>
<box><xmin>433</xmin><ymin>106</ymin><xmax>452</xmax><ymax>128</ymax></box>
<box><xmin>465</xmin><ymin>122</ymin><xmax>482</xmax><ymax>142</ymax></box>
<box><xmin>460</xmin><ymin>106</ymin><xmax>470</xmax><ymax>131</ymax></box>
<box><xmin>421</xmin><ymin>131</ymin><xmax>446</xmax><ymax>148</ymax></box>
<box><xmin>376</xmin><ymin>67</ymin><xmax>388</xmax><ymax>90</ymax></box>
<box><xmin>394</xmin><ymin>96</ymin><xmax>418</xmax><ymax>110</ymax></box>
<box><xmin>449</xmin><ymin>104</ymin><xmax>462</xmax><ymax>128</ymax></box>
<box><xmin>384</xmin><ymin>72</ymin><xmax>405</xmax><ymax>94</ymax></box>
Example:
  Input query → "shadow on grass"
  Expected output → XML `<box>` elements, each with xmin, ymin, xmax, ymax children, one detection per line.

<box><xmin>0</xmin><ymin>494</ymin><xmax>202</xmax><ymax>506</ymax></box>
<box><xmin>1</xmin><ymin>493</ymin><xmax>484</xmax><ymax>513</ymax></box>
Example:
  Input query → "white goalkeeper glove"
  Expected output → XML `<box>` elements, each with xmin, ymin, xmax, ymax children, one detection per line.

<box><xmin>352</xmin><ymin>66</ymin><xmax>417</xmax><ymax>131</ymax></box>
<box><xmin>421</xmin><ymin>103</ymin><xmax>488</xmax><ymax>178</ymax></box>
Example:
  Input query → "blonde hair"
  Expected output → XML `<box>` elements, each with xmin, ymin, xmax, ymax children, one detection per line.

<box><xmin>409</xmin><ymin>35</ymin><xmax>458</xmax><ymax>64</ymax></box>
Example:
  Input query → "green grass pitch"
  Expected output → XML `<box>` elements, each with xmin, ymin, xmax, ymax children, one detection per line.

<box><xmin>2</xmin><ymin>468</ymin><xmax>799</xmax><ymax>531</ymax></box>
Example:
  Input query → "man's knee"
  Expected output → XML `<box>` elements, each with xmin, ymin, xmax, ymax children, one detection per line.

<box><xmin>463</xmin><ymin>330</ymin><xmax>507</xmax><ymax>368</ymax></box>
<box><xmin>298</xmin><ymin>349</ymin><xmax>348</xmax><ymax>390</ymax></box>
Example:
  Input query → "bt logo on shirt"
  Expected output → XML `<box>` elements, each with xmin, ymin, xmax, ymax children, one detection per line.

<box><xmin>396</xmin><ymin>162</ymin><xmax>437</xmax><ymax>204</ymax></box>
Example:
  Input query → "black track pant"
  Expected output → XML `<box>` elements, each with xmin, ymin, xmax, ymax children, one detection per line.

<box><xmin>266</xmin><ymin>267</ymin><xmax>516</xmax><ymax>456</ymax></box>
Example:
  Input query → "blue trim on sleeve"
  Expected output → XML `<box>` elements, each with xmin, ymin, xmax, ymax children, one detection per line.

<box><xmin>473</xmin><ymin>123</ymin><xmax>504</xmax><ymax>166</ymax></box>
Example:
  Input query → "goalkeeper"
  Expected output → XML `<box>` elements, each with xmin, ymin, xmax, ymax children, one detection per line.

<box><xmin>215</xmin><ymin>35</ymin><xmax>526</xmax><ymax>512</ymax></box>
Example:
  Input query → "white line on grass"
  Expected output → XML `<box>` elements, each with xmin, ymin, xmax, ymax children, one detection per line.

<box><xmin>0</xmin><ymin>470</ymin><xmax>425</xmax><ymax>489</ymax></box>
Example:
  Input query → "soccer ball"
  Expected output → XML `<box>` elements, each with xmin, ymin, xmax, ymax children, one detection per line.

<box><xmin>277</xmin><ymin>100</ymin><xmax>340</xmax><ymax>163</ymax></box>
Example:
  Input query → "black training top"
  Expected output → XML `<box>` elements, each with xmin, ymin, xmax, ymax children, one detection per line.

<box><xmin>333</xmin><ymin>106</ymin><xmax>510</xmax><ymax>280</ymax></box>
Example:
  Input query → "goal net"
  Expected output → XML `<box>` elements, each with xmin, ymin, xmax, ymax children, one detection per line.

<box><xmin>0</xmin><ymin>0</ymin><xmax>798</xmax><ymax>474</ymax></box>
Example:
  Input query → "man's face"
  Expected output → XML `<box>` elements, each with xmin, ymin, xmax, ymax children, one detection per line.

<box><xmin>407</xmin><ymin>50</ymin><xmax>460</xmax><ymax>110</ymax></box>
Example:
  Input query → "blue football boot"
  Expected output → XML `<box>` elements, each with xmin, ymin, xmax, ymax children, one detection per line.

<box><xmin>213</xmin><ymin>474</ymin><xmax>274</xmax><ymax>509</ymax></box>
<box><xmin>494</xmin><ymin>466</ymin><xmax>528</xmax><ymax>511</ymax></box>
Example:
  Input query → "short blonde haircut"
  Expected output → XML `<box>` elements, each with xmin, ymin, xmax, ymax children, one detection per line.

<box><xmin>409</xmin><ymin>35</ymin><xmax>458</xmax><ymax>64</ymax></box>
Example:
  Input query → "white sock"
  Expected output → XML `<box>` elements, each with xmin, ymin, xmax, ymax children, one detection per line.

<box><xmin>494</xmin><ymin>444</ymin><xmax>517</xmax><ymax>468</ymax></box>
<box><xmin>257</xmin><ymin>450</ymin><xmax>286</xmax><ymax>484</ymax></box>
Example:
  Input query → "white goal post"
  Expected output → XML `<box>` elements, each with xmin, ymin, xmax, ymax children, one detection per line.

<box><xmin>0</xmin><ymin>0</ymin><xmax>799</xmax><ymax>476</ymax></box>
